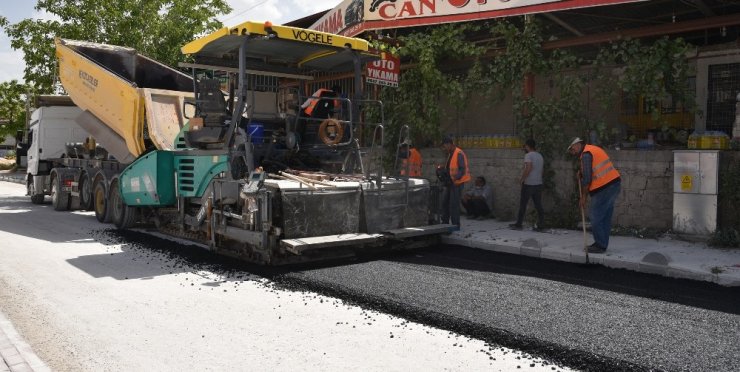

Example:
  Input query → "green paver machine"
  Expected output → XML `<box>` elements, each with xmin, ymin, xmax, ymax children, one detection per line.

<box><xmin>59</xmin><ymin>21</ymin><xmax>451</xmax><ymax>264</ymax></box>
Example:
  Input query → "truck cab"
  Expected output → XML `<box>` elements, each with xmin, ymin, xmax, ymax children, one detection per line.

<box><xmin>26</xmin><ymin>96</ymin><xmax>85</xmax><ymax>204</ymax></box>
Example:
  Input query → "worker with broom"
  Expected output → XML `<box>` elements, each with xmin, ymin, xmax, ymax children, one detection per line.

<box><xmin>567</xmin><ymin>137</ymin><xmax>621</xmax><ymax>254</ymax></box>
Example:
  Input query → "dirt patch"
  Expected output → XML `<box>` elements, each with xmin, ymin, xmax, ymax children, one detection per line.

<box><xmin>0</xmin><ymin>158</ymin><xmax>16</xmax><ymax>171</ymax></box>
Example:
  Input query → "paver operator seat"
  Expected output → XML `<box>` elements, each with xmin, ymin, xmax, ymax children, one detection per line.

<box><xmin>185</xmin><ymin>78</ymin><xmax>230</xmax><ymax>149</ymax></box>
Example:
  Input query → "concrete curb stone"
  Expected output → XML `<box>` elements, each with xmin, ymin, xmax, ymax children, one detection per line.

<box><xmin>0</xmin><ymin>311</ymin><xmax>48</xmax><ymax>372</ymax></box>
<box><xmin>443</xmin><ymin>217</ymin><xmax>740</xmax><ymax>286</ymax></box>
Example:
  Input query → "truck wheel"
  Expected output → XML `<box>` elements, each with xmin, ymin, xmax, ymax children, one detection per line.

<box><xmin>28</xmin><ymin>179</ymin><xmax>45</xmax><ymax>204</ymax></box>
<box><xmin>79</xmin><ymin>175</ymin><xmax>94</xmax><ymax>210</ymax></box>
<box><xmin>94</xmin><ymin>181</ymin><xmax>112</xmax><ymax>223</ymax></box>
<box><xmin>110</xmin><ymin>180</ymin><xmax>136</xmax><ymax>229</ymax></box>
<box><xmin>51</xmin><ymin>176</ymin><xmax>70</xmax><ymax>211</ymax></box>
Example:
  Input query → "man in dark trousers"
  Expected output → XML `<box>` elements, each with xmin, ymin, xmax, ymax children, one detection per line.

<box><xmin>440</xmin><ymin>136</ymin><xmax>471</xmax><ymax>230</ymax></box>
<box><xmin>510</xmin><ymin>139</ymin><xmax>545</xmax><ymax>230</ymax></box>
<box><xmin>568</xmin><ymin>137</ymin><xmax>621</xmax><ymax>253</ymax></box>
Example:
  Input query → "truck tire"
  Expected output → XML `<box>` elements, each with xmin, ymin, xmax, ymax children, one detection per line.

<box><xmin>94</xmin><ymin>181</ymin><xmax>112</xmax><ymax>223</ymax></box>
<box><xmin>28</xmin><ymin>179</ymin><xmax>45</xmax><ymax>204</ymax></box>
<box><xmin>51</xmin><ymin>176</ymin><xmax>70</xmax><ymax>211</ymax></box>
<box><xmin>110</xmin><ymin>180</ymin><xmax>136</xmax><ymax>229</ymax></box>
<box><xmin>79</xmin><ymin>175</ymin><xmax>94</xmax><ymax>210</ymax></box>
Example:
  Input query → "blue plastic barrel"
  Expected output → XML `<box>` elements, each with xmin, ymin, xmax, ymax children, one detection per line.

<box><xmin>247</xmin><ymin>123</ymin><xmax>264</xmax><ymax>143</ymax></box>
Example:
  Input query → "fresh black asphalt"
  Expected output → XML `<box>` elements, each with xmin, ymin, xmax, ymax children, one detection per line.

<box><xmin>107</xmin><ymin>229</ymin><xmax>740</xmax><ymax>372</ymax></box>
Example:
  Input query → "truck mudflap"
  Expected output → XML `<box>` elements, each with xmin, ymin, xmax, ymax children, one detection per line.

<box><xmin>280</xmin><ymin>224</ymin><xmax>454</xmax><ymax>255</ymax></box>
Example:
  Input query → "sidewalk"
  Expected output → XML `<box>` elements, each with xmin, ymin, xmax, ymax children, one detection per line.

<box><xmin>0</xmin><ymin>312</ymin><xmax>48</xmax><ymax>372</ymax></box>
<box><xmin>444</xmin><ymin>216</ymin><xmax>740</xmax><ymax>286</ymax></box>
<box><xmin>0</xmin><ymin>171</ymin><xmax>24</xmax><ymax>185</ymax></box>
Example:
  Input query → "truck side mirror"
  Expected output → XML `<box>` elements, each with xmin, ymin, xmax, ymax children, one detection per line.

<box><xmin>183</xmin><ymin>101</ymin><xmax>196</xmax><ymax>119</ymax></box>
<box><xmin>15</xmin><ymin>130</ymin><xmax>24</xmax><ymax>143</ymax></box>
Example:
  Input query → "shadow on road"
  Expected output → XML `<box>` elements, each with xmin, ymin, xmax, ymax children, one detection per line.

<box><xmin>0</xmin><ymin>194</ymin><xmax>105</xmax><ymax>244</ymax></box>
<box><xmin>65</xmin><ymin>229</ymin><xmax>264</xmax><ymax>283</ymax></box>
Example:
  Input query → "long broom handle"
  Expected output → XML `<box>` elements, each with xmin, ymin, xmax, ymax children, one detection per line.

<box><xmin>578</xmin><ymin>179</ymin><xmax>589</xmax><ymax>263</ymax></box>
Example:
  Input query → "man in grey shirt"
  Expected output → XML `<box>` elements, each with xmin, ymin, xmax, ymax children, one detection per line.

<box><xmin>510</xmin><ymin>139</ymin><xmax>545</xmax><ymax>230</ymax></box>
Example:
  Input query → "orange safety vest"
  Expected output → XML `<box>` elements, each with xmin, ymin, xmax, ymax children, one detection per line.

<box><xmin>581</xmin><ymin>144</ymin><xmax>620</xmax><ymax>192</ymax></box>
<box><xmin>400</xmin><ymin>147</ymin><xmax>423</xmax><ymax>177</ymax></box>
<box><xmin>303</xmin><ymin>88</ymin><xmax>338</xmax><ymax>117</ymax></box>
<box><xmin>447</xmin><ymin>147</ymin><xmax>471</xmax><ymax>186</ymax></box>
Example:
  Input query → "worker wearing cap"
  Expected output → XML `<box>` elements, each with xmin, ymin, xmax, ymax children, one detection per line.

<box><xmin>398</xmin><ymin>139</ymin><xmax>422</xmax><ymax>177</ymax></box>
<box><xmin>441</xmin><ymin>136</ymin><xmax>471</xmax><ymax>229</ymax></box>
<box><xmin>568</xmin><ymin>137</ymin><xmax>621</xmax><ymax>253</ymax></box>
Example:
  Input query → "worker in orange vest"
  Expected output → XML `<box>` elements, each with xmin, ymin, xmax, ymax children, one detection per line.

<box><xmin>298</xmin><ymin>85</ymin><xmax>340</xmax><ymax>143</ymax></box>
<box><xmin>568</xmin><ymin>137</ymin><xmax>621</xmax><ymax>254</ymax></box>
<box><xmin>440</xmin><ymin>135</ymin><xmax>471</xmax><ymax>229</ymax></box>
<box><xmin>398</xmin><ymin>139</ymin><xmax>422</xmax><ymax>177</ymax></box>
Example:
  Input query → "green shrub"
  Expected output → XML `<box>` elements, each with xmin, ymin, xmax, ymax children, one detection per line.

<box><xmin>709</xmin><ymin>228</ymin><xmax>740</xmax><ymax>249</ymax></box>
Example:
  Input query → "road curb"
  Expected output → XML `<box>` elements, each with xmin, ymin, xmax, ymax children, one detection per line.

<box><xmin>0</xmin><ymin>312</ymin><xmax>48</xmax><ymax>372</ymax></box>
<box><xmin>442</xmin><ymin>234</ymin><xmax>740</xmax><ymax>286</ymax></box>
<box><xmin>0</xmin><ymin>176</ymin><xmax>24</xmax><ymax>185</ymax></box>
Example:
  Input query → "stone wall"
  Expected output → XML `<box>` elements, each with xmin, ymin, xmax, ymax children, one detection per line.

<box><xmin>418</xmin><ymin>147</ymin><xmax>677</xmax><ymax>229</ymax></box>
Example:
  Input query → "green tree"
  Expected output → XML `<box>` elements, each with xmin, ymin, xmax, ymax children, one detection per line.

<box><xmin>373</xmin><ymin>23</ymin><xmax>485</xmax><ymax>147</ymax></box>
<box><xmin>0</xmin><ymin>80</ymin><xmax>31</xmax><ymax>139</ymax></box>
<box><xmin>1</xmin><ymin>0</ymin><xmax>231</xmax><ymax>92</ymax></box>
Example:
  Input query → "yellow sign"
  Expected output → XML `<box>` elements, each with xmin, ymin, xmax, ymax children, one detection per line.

<box><xmin>681</xmin><ymin>175</ymin><xmax>693</xmax><ymax>191</ymax></box>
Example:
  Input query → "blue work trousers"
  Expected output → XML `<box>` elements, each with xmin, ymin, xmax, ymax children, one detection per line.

<box><xmin>589</xmin><ymin>180</ymin><xmax>621</xmax><ymax>249</ymax></box>
<box><xmin>442</xmin><ymin>184</ymin><xmax>463</xmax><ymax>227</ymax></box>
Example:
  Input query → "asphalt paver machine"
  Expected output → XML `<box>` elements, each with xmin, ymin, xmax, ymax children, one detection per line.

<box><xmin>60</xmin><ymin>21</ymin><xmax>451</xmax><ymax>264</ymax></box>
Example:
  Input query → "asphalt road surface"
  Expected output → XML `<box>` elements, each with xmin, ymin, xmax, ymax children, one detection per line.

<box><xmin>0</xmin><ymin>181</ymin><xmax>569</xmax><ymax>371</ymax></box>
<box><xmin>277</xmin><ymin>247</ymin><xmax>740</xmax><ymax>371</ymax></box>
<box><xmin>2</xmin><ymin>181</ymin><xmax>739</xmax><ymax>371</ymax></box>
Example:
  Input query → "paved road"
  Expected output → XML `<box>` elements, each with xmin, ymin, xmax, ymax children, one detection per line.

<box><xmin>104</xmin><ymin>210</ymin><xmax>740</xmax><ymax>370</ymax></box>
<box><xmin>0</xmin><ymin>181</ymin><xmax>567</xmax><ymax>371</ymax></box>
<box><xmin>276</xmin><ymin>247</ymin><xmax>740</xmax><ymax>371</ymax></box>
<box><xmin>2</xmin><ymin>181</ymin><xmax>738</xmax><ymax>371</ymax></box>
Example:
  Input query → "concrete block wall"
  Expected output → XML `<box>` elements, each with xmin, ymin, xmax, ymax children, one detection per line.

<box><xmin>419</xmin><ymin>147</ymin><xmax>676</xmax><ymax>229</ymax></box>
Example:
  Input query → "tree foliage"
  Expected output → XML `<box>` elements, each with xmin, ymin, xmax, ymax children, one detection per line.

<box><xmin>593</xmin><ymin>37</ymin><xmax>693</xmax><ymax>126</ymax></box>
<box><xmin>372</xmin><ymin>18</ymin><xmax>693</xmax><ymax>155</ymax></box>
<box><xmin>373</xmin><ymin>23</ymin><xmax>485</xmax><ymax>148</ymax></box>
<box><xmin>0</xmin><ymin>80</ymin><xmax>32</xmax><ymax>138</ymax></box>
<box><xmin>1</xmin><ymin>0</ymin><xmax>231</xmax><ymax>92</ymax></box>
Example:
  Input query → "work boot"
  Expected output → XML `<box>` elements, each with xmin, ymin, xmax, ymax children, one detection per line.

<box><xmin>587</xmin><ymin>243</ymin><xmax>606</xmax><ymax>254</ymax></box>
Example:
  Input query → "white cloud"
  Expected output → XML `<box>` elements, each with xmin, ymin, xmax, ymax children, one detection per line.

<box><xmin>221</xmin><ymin>0</ymin><xmax>340</xmax><ymax>26</ymax></box>
<box><xmin>0</xmin><ymin>8</ymin><xmax>60</xmax><ymax>84</ymax></box>
<box><xmin>0</xmin><ymin>47</ymin><xmax>25</xmax><ymax>83</ymax></box>
<box><xmin>31</xmin><ymin>8</ymin><xmax>62</xmax><ymax>22</ymax></box>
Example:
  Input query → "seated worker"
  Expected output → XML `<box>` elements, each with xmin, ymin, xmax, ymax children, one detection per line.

<box><xmin>462</xmin><ymin>176</ymin><xmax>493</xmax><ymax>219</ymax></box>
<box><xmin>398</xmin><ymin>139</ymin><xmax>422</xmax><ymax>177</ymax></box>
<box><xmin>298</xmin><ymin>85</ymin><xmax>340</xmax><ymax>143</ymax></box>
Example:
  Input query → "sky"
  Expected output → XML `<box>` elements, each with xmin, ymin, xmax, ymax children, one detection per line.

<box><xmin>0</xmin><ymin>0</ymin><xmax>342</xmax><ymax>84</ymax></box>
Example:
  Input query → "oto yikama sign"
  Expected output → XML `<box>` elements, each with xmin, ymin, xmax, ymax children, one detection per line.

<box><xmin>366</xmin><ymin>55</ymin><xmax>400</xmax><ymax>87</ymax></box>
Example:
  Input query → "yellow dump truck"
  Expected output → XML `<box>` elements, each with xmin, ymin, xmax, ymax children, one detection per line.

<box><xmin>55</xmin><ymin>38</ymin><xmax>194</xmax><ymax>163</ymax></box>
<box><xmin>27</xmin><ymin>39</ymin><xmax>194</xmax><ymax>219</ymax></box>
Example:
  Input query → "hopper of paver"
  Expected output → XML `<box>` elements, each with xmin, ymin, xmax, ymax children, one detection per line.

<box><xmin>267</xmin><ymin>178</ymin><xmax>432</xmax><ymax>238</ymax></box>
<box><xmin>55</xmin><ymin>38</ymin><xmax>194</xmax><ymax>163</ymax></box>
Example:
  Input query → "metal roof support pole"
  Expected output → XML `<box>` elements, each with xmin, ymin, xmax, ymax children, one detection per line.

<box><xmin>226</xmin><ymin>37</ymin><xmax>253</xmax><ymax>178</ymax></box>
<box><xmin>352</xmin><ymin>50</ymin><xmax>367</xmax><ymax>177</ymax></box>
